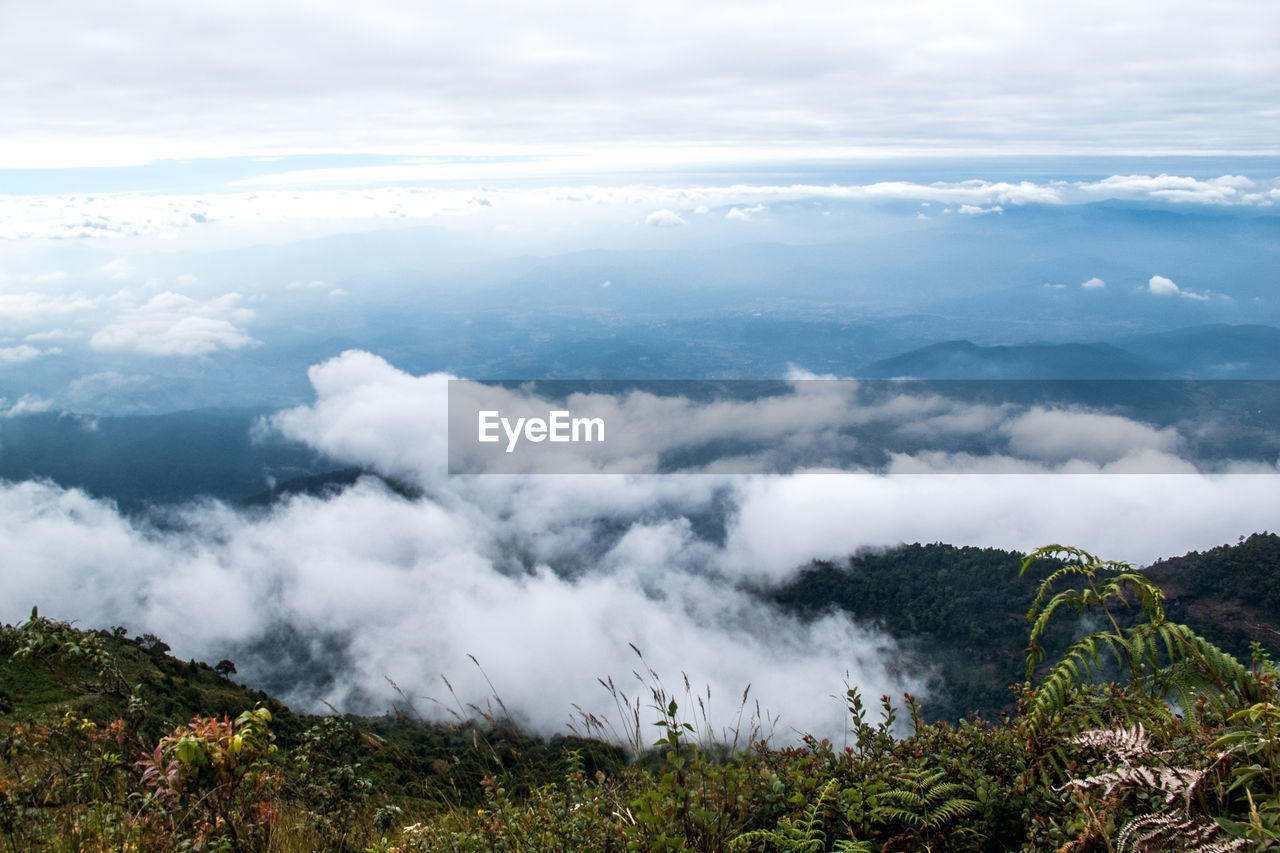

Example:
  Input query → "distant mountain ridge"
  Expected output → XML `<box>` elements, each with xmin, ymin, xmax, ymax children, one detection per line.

<box><xmin>860</xmin><ymin>323</ymin><xmax>1280</xmax><ymax>379</ymax></box>
<box><xmin>861</xmin><ymin>340</ymin><xmax>1160</xmax><ymax>379</ymax></box>
<box><xmin>2</xmin><ymin>324</ymin><xmax>1276</xmax><ymax>508</ymax></box>
<box><xmin>1117</xmin><ymin>324</ymin><xmax>1280</xmax><ymax>377</ymax></box>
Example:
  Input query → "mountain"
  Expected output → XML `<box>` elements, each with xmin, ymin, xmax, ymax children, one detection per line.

<box><xmin>859</xmin><ymin>324</ymin><xmax>1280</xmax><ymax>379</ymax></box>
<box><xmin>1145</xmin><ymin>532</ymin><xmax>1280</xmax><ymax>657</ymax></box>
<box><xmin>1116</xmin><ymin>324</ymin><xmax>1280</xmax><ymax>378</ymax></box>
<box><xmin>0</xmin><ymin>409</ymin><xmax>335</xmax><ymax>511</ymax></box>
<box><xmin>240</xmin><ymin>467</ymin><xmax>422</xmax><ymax>507</ymax></box>
<box><xmin>769</xmin><ymin>533</ymin><xmax>1280</xmax><ymax>722</ymax></box>
<box><xmin>859</xmin><ymin>340</ymin><xmax>1161</xmax><ymax>379</ymax></box>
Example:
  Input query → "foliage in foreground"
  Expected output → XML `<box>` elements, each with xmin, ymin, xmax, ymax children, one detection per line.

<box><xmin>3</xmin><ymin>541</ymin><xmax>1280</xmax><ymax>850</ymax></box>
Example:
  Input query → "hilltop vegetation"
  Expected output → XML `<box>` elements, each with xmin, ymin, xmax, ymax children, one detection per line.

<box><xmin>2</xmin><ymin>536</ymin><xmax>1280</xmax><ymax>851</ymax></box>
<box><xmin>771</xmin><ymin>533</ymin><xmax>1280</xmax><ymax>722</ymax></box>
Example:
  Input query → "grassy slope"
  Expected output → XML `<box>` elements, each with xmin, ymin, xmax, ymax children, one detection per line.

<box><xmin>0</xmin><ymin>620</ymin><xmax>623</xmax><ymax>809</ymax></box>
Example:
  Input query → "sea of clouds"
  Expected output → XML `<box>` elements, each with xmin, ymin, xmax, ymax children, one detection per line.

<box><xmin>2</xmin><ymin>350</ymin><xmax>1277</xmax><ymax>743</ymax></box>
<box><xmin>3</xmin><ymin>174</ymin><xmax>1277</xmax><ymax>241</ymax></box>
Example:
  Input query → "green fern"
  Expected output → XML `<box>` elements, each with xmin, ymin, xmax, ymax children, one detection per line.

<box><xmin>1021</xmin><ymin>545</ymin><xmax>1257</xmax><ymax>722</ymax></box>
<box><xmin>730</xmin><ymin>778</ymin><xmax>871</xmax><ymax>852</ymax></box>
<box><xmin>870</xmin><ymin>767</ymin><xmax>978</xmax><ymax>848</ymax></box>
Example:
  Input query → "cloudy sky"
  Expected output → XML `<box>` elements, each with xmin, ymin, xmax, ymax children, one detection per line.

<box><xmin>3</xmin><ymin>0</ymin><xmax>1278</xmax><ymax>169</ymax></box>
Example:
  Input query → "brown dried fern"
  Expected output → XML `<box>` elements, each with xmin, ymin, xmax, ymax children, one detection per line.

<box><xmin>1065</xmin><ymin>725</ymin><xmax>1240</xmax><ymax>853</ymax></box>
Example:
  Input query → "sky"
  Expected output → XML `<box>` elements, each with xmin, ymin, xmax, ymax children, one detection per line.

<box><xmin>2</xmin><ymin>0</ymin><xmax>1279</xmax><ymax>740</ymax></box>
<box><xmin>3</xmin><ymin>0</ymin><xmax>1279</xmax><ymax>169</ymax></box>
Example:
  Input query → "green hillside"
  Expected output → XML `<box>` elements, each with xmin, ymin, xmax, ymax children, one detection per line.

<box><xmin>770</xmin><ymin>533</ymin><xmax>1280</xmax><ymax>722</ymax></box>
<box><xmin>3</xmin><ymin>535</ymin><xmax>1280</xmax><ymax>851</ymax></box>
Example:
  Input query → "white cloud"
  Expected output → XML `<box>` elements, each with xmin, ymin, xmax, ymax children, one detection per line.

<box><xmin>0</xmin><ymin>394</ymin><xmax>54</xmax><ymax>418</ymax></box>
<box><xmin>89</xmin><ymin>291</ymin><xmax>257</xmax><ymax>357</ymax></box>
<box><xmin>725</xmin><ymin>204</ymin><xmax>765</xmax><ymax>221</ymax></box>
<box><xmin>0</xmin><ymin>292</ymin><xmax>101</xmax><ymax>323</ymax></box>
<box><xmin>1082</xmin><ymin>277</ymin><xmax>1106</xmax><ymax>289</ymax></box>
<box><xmin>66</xmin><ymin>371</ymin><xmax>151</xmax><ymax>404</ymax></box>
<box><xmin>1001</xmin><ymin>407</ymin><xmax>1180</xmax><ymax>466</ymax></box>
<box><xmin>325</xmin><ymin>359</ymin><xmax>1275</xmax><ymax>480</ymax></box>
<box><xmin>0</xmin><ymin>345</ymin><xmax>47</xmax><ymax>363</ymax></box>
<box><xmin>1081</xmin><ymin>174</ymin><xmax>1271</xmax><ymax>205</ymax></box>
<box><xmin>103</xmin><ymin>258</ymin><xmax>132</xmax><ymax>279</ymax></box>
<box><xmin>285</xmin><ymin>351</ymin><xmax>1278</xmax><ymax>517</ymax></box>
<box><xmin>1043</xmin><ymin>283</ymin><xmax>1066</xmax><ymax>290</ymax></box>
<box><xmin>271</xmin><ymin>351</ymin><xmax>451</xmax><ymax>483</ymax></box>
<box><xmin>645</xmin><ymin>208</ymin><xmax>686</xmax><ymax>227</ymax></box>
<box><xmin>720</xmin><ymin>470</ymin><xmax>1280</xmax><ymax>581</ymax></box>
<box><xmin>1147</xmin><ymin>274</ymin><xmax>1218</xmax><ymax>301</ymax></box>
<box><xmin>0</xmin><ymin>472</ymin><xmax>918</xmax><ymax>742</ymax></box>
<box><xmin>24</xmin><ymin>328</ymin><xmax>79</xmax><ymax>342</ymax></box>
<box><xmin>1</xmin><ymin>173</ymin><xmax>1277</xmax><ymax>242</ymax></box>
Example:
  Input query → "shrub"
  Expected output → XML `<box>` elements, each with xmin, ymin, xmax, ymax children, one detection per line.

<box><xmin>134</xmin><ymin>706</ymin><xmax>280</xmax><ymax>850</ymax></box>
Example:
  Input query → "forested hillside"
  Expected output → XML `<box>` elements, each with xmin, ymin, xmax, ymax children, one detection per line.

<box><xmin>770</xmin><ymin>533</ymin><xmax>1280</xmax><ymax>723</ymax></box>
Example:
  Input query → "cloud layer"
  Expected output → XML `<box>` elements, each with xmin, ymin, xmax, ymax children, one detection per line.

<box><xmin>2</xmin><ymin>0</ymin><xmax>1277</xmax><ymax>165</ymax></box>
<box><xmin>6</xmin><ymin>352</ymin><xmax>1275</xmax><ymax>744</ymax></box>
<box><xmin>3</xmin><ymin>173</ymin><xmax>1277</xmax><ymax>241</ymax></box>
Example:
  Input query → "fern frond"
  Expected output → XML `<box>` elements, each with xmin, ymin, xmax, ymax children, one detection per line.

<box><xmin>924</xmin><ymin>796</ymin><xmax>979</xmax><ymax>828</ymax></box>
<box><xmin>1156</xmin><ymin>624</ymin><xmax>1255</xmax><ymax>706</ymax></box>
<box><xmin>872</xmin><ymin>768</ymin><xmax>978</xmax><ymax>835</ymax></box>
<box><xmin>1025</xmin><ymin>597</ymin><xmax>1255</xmax><ymax>721</ymax></box>
<box><xmin>876</xmin><ymin>790</ymin><xmax>926</xmax><ymax>808</ymax></box>
<box><xmin>1072</xmin><ymin>724</ymin><xmax>1151</xmax><ymax>764</ymax></box>
<box><xmin>832</xmin><ymin>841</ymin><xmax>873</xmax><ymax>853</ymax></box>
<box><xmin>1022</xmin><ymin>545</ymin><xmax>1167</xmax><ymax>687</ymax></box>
<box><xmin>1065</xmin><ymin>765</ymin><xmax>1208</xmax><ymax>802</ymax></box>
<box><xmin>730</xmin><ymin>778</ymin><xmax>840</xmax><ymax>852</ymax></box>
<box><xmin>871</xmin><ymin>806</ymin><xmax>927</xmax><ymax>829</ymax></box>
<box><xmin>1029</xmin><ymin>631</ymin><xmax>1127</xmax><ymax>718</ymax></box>
<box><xmin>729</xmin><ymin>827</ymin><xmax>793</xmax><ymax>849</ymax></box>
<box><xmin>1115</xmin><ymin>812</ymin><xmax>1246</xmax><ymax>853</ymax></box>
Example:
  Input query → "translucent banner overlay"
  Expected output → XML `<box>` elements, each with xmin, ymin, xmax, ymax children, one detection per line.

<box><xmin>447</xmin><ymin>379</ymin><xmax>1280</xmax><ymax>475</ymax></box>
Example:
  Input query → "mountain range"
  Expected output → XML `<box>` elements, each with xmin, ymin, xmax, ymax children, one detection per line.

<box><xmin>861</xmin><ymin>324</ymin><xmax>1280</xmax><ymax>379</ymax></box>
